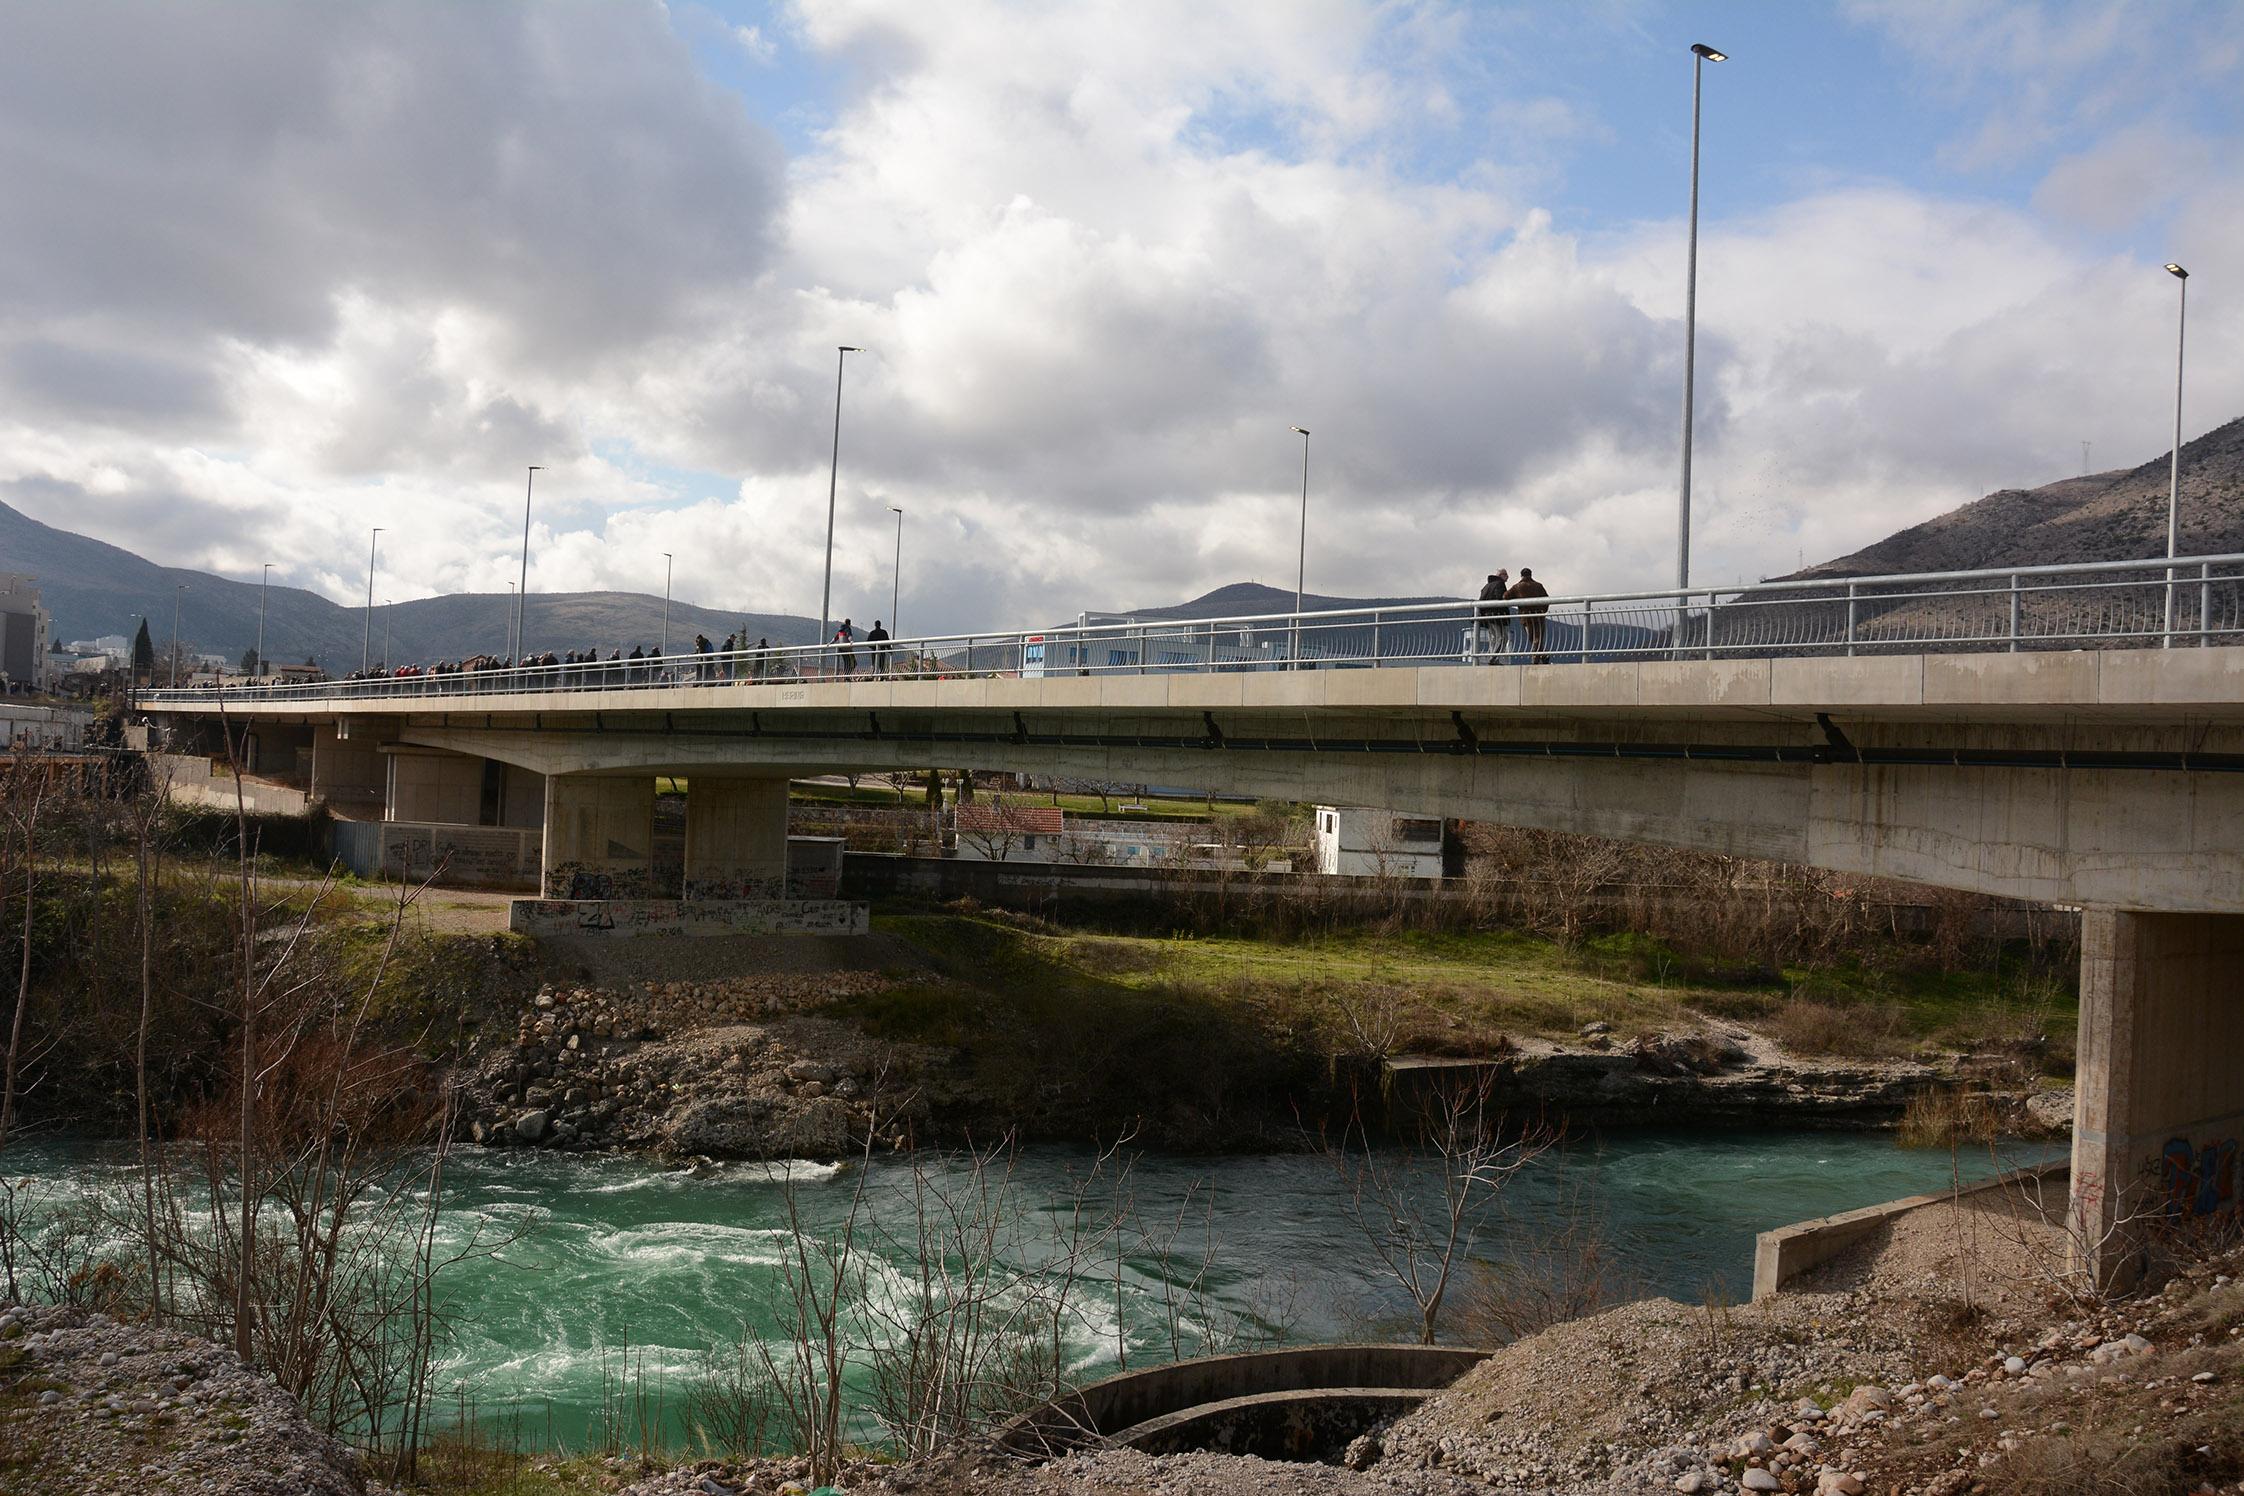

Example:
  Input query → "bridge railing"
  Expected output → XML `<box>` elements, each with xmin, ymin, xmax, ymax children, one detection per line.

<box><xmin>138</xmin><ymin>552</ymin><xmax>2244</xmax><ymax>705</ymax></box>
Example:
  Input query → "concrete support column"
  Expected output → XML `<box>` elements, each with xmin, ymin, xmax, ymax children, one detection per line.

<box><xmin>541</xmin><ymin>775</ymin><xmax>657</xmax><ymax>899</ymax></box>
<box><xmin>683</xmin><ymin>778</ymin><xmax>789</xmax><ymax>899</ymax></box>
<box><xmin>2071</xmin><ymin>908</ymin><xmax>2244</xmax><ymax>1290</ymax></box>
<box><xmin>385</xmin><ymin>747</ymin><xmax>486</xmax><ymax>825</ymax></box>
<box><xmin>308</xmin><ymin>722</ymin><xmax>386</xmax><ymax>806</ymax></box>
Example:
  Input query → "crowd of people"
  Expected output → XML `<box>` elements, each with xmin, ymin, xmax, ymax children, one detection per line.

<box><xmin>328</xmin><ymin>617</ymin><xmax>932</xmax><ymax>690</ymax></box>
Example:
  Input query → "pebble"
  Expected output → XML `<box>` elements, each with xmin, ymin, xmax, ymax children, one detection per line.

<box><xmin>2002</xmin><ymin>1356</ymin><xmax>2026</xmax><ymax>1376</ymax></box>
<box><xmin>1675</xmin><ymin>1473</ymin><xmax>1708</xmax><ymax>1493</ymax></box>
<box><xmin>1743</xmin><ymin>1469</ymin><xmax>1782</xmax><ymax>1492</ymax></box>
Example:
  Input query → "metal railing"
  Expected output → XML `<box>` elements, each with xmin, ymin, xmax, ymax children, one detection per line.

<box><xmin>139</xmin><ymin>552</ymin><xmax>2244</xmax><ymax>707</ymax></box>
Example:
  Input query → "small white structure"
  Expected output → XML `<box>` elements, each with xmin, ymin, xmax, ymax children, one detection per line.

<box><xmin>1312</xmin><ymin>806</ymin><xmax>1445</xmax><ymax>878</ymax></box>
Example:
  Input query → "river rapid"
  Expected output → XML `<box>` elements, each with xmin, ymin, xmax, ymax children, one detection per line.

<box><xmin>4</xmin><ymin>1132</ymin><xmax>2047</xmax><ymax>1451</ymax></box>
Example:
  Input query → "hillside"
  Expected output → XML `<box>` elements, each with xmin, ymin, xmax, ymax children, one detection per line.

<box><xmin>1790</xmin><ymin>414</ymin><xmax>2244</xmax><ymax>581</ymax></box>
<box><xmin>0</xmin><ymin>498</ymin><xmax>819</xmax><ymax>668</ymax></box>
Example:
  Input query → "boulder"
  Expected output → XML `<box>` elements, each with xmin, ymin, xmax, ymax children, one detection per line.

<box><xmin>514</xmin><ymin>1110</ymin><xmax>550</xmax><ymax>1143</ymax></box>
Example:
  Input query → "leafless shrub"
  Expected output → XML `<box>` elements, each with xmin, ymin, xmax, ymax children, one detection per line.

<box><xmin>1454</xmin><ymin>1189</ymin><xmax>1635</xmax><ymax>1344</ymax></box>
<box><xmin>1313</xmin><ymin>1071</ymin><xmax>1556</xmax><ymax>1344</ymax></box>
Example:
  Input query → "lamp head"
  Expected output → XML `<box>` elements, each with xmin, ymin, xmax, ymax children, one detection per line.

<box><xmin>1291</xmin><ymin>425</ymin><xmax>1310</xmax><ymax>436</ymax></box>
<box><xmin>890</xmin><ymin>505</ymin><xmax>904</xmax><ymax>515</ymax></box>
<box><xmin>1691</xmin><ymin>43</ymin><xmax>1727</xmax><ymax>61</ymax></box>
<box><xmin>2165</xmin><ymin>263</ymin><xmax>2189</xmax><ymax>279</ymax></box>
<box><xmin>839</xmin><ymin>345</ymin><xmax>862</xmax><ymax>353</ymax></box>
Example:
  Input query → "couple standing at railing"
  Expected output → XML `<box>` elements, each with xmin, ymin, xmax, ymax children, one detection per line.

<box><xmin>1474</xmin><ymin>569</ymin><xmax>1553</xmax><ymax>664</ymax></box>
<box><xmin>827</xmin><ymin>617</ymin><xmax>899</xmax><ymax>678</ymax></box>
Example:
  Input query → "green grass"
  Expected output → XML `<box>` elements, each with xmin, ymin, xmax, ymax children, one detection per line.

<box><xmin>789</xmin><ymin>781</ymin><xmax>1258</xmax><ymax>820</ymax></box>
<box><xmin>861</xmin><ymin>913</ymin><xmax>2077</xmax><ymax>1064</ymax></box>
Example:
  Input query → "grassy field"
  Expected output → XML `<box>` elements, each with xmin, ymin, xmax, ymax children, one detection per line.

<box><xmin>839</xmin><ymin>913</ymin><xmax>2078</xmax><ymax>1071</ymax></box>
<box><xmin>785</xmin><ymin>780</ymin><xmax>1262</xmax><ymax>821</ymax></box>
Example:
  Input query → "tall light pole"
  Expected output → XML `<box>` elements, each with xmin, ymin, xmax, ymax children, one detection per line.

<box><xmin>660</xmin><ymin>552</ymin><xmax>674</xmax><ymax>656</ymax></box>
<box><xmin>820</xmin><ymin>347</ymin><xmax>862</xmax><ymax>653</ymax></box>
<box><xmin>382</xmin><ymin>599</ymin><xmax>393</xmax><ymax>672</ymax></box>
<box><xmin>361</xmin><ymin>528</ymin><xmax>383</xmax><ymax>673</ymax></box>
<box><xmin>505</xmin><ymin>581</ymin><xmax>515</xmax><ymax>659</ymax></box>
<box><xmin>256</xmin><ymin>562</ymin><xmax>271</xmax><ymax>677</ymax></box>
<box><xmin>2162</xmin><ymin>262</ymin><xmax>2189</xmax><ymax>645</ymax></box>
<box><xmin>888</xmin><ymin>506</ymin><xmax>904</xmax><ymax>637</ymax></box>
<box><xmin>1289</xmin><ymin>426</ymin><xmax>1311</xmax><ymax>666</ymax></box>
<box><xmin>515</xmin><ymin>466</ymin><xmax>541</xmax><ymax>661</ymax></box>
<box><xmin>1677</xmin><ymin>42</ymin><xmax>1726</xmax><ymax>594</ymax></box>
<box><xmin>171</xmin><ymin>585</ymin><xmax>186</xmax><ymax>688</ymax></box>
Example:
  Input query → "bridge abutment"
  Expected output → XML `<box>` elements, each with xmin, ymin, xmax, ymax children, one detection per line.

<box><xmin>683</xmin><ymin>777</ymin><xmax>789</xmax><ymax>899</ymax></box>
<box><xmin>541</xmin><ymin>774</ymin><xmax>657</xmax><ymax>899</ymax></box>
<box><xmin>2071</xmin><ymin>908</ymin><xmax>2244</xmax><ymax>1290</ymax></box>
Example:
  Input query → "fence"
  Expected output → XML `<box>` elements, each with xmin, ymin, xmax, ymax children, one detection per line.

<box><xmin>139</xmin><ymin>551</ymin><xmax>2244</xmax><ymax>708</ymax></box>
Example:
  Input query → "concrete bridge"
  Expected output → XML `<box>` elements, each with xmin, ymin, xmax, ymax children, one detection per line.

<box><xmin>141</xmin><ymin>554</ymin><xmax>2244</xmax><ymax>1287</ymax></box>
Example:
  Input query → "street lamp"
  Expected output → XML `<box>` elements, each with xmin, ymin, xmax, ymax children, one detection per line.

<box><xmin>820</xmin><ymin>347</ymin><xmax>862</xmax><ymax>658</ymax></box>
<box><xmin>515</xmin><ymin>466</ymin><xmax>541</xmax><ymax>662</ymax></box>
<box><xmin>1289</xmin><ymin>426</ymin><xmax>1311</xmax><ymax>667</ymax></box>
<box><xmin>661</xmin><ymin>552</ymin><xmax>674</xmax><ymax>656</ymax></box>
<box><xmin>361</xmin><ymin>528</ymin><xmax>383</xmax><ymax>673</ymax></box>
<box><xmin>1677</xmin><ymin>41</ymin><xmax>1726</xmax><ymax>595</ymax></box>
<box><xmin>171</xmin><ymin>585</ymin><xmax>187</xmax><ymax>688</ymax></box>
<box><xmin>2162</xmin><ymin>262</ymin><xmax>2189</xmax><ymax>645</ymax></box>
<box><xmin>888</xmin><ymin>506</ymin><xmax>904</xmax><ymax>639</ymax></box>
<box><xmin>256</xmin><ymin>562</ymin><xmax>271</xmax><ymax>678</ymax></box>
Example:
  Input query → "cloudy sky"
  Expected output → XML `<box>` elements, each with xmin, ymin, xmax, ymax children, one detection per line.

<box><xmin>3</xmin><ymin>0</ymin><xmax>2240</xmax><ymax>635</ymax></box>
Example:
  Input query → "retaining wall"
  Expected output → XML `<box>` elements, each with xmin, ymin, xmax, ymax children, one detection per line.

<box><xmin>507</xmin><ymin>897</ymin><xmax>870</xmax><ymax>939</ymax></box>
<box><xmin>1751</xmin><ymin>1159</ymin><xmax>2071</xmax><ymax>1300</ymax></box>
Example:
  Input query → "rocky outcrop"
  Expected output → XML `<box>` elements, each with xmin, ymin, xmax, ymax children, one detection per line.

<box><xmin>460</xmin><ymin>983</ymin><xmax>933</xmax><ymax>1158</ymax></box>
<box><xmin>0</xmin><ymin>1305</ymin><xmax>367</xmax><ymax>1495</ymax></box>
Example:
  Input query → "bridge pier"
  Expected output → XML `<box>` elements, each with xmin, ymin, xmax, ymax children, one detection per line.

<box><xmin>541</xmin><ymin>774</ymin><xmax>657</xmax><ymax>899</ymax></box>
<box><xmin>308</xmin><ymin>722</ymin><xmax>388</xmax><ymax>809</ymax></box>
<box><xmin>2071</xmin><ymin>909</ymin><xmax>2244</xmax><ymax>1290</ymax></box>
<box><xmin>683</xmin><ymin>777</ymin><xmax>789</xmax><ymax>899</ymax></box>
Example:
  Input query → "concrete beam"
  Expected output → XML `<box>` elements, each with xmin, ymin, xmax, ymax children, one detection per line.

<box><xmin>2071</xmin><ymin>909</ymin><xmax>2244</xmax><ymax>1291</ymax></box>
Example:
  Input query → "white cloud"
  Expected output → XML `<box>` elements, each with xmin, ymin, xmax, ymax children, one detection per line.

<box><xmin>0</xmin><ymin>0</ymin><xmax>2240</xmax><ymax>649</ymax></box>
<box><xmin>732</xmin><ymin>23</ymin><xmax>778</xmax><ymax>64</ymax></box>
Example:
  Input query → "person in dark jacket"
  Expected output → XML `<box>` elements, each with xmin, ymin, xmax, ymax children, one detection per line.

<box><xmin>833</xmin><ymin>619</ymin><xmax>857</xmax><ymax>678</ymax></box>
<box><xmin>1475</xmin><ymin>570</ymin><xmax>1511</xmax><ymax>663</ymax></box>
<box><xmin>867</xmin><ymin>620</ymin><xmax>891</xmax><ymax>676</ymax></box>
<box><xmin>1505</xmin><ymin>568</ymin><xmax>1551</xmax><ymax>664</ymax></box>
<box><xmin>693</xmin><ymin>633</ymin><xmax>713</xmax><ymax>683</ymax></box>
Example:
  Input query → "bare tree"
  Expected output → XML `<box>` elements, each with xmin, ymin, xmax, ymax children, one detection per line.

<box><xmin>1315</xmin><ymin>1071</ymin><xmax>1556</xmax><ymax>1344</ymax></box>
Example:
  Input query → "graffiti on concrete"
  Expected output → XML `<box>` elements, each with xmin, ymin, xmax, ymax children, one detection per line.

<box><xmin>2160</xmin><ymin>1134</ymin><xmax>2239</xmax><ymax>1219</ymax></box>
<box><xmin>542</xmin><ymin>862</ymin><xmax>660</xmax><ymax>900</ymax></box>
<box><xmin>682</xmin><ymin>872</ymin><xmax>788</xmax><ymax>901</ymax></box>
<box><xmin>508</xmin><ymin>897</ymin><xmax>870</xmax><ymax>940</ymax></box>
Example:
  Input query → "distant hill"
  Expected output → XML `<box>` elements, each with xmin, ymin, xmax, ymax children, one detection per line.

<box><xmin>0</xmin><ymin>498</ymin><xmax>820</xmax><ymax>669</ymax></box>
<box><xmin>1787</xmin><ymin>414</ymin><xmax>2244</xmax><ymax>582</ymax></box>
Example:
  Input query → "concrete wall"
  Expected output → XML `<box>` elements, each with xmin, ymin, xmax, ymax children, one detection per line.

<box><xmin>542</xmin><ymin>775</ymin><xmax>656</xmax><ymax>899</ymax></box>
<box><xmin>507</xmin><ymin>897</ymin><xmax>868</xmax><ymax>938</ymax></box>
<box><xmin>683</xmin><ymin>777</ymin><xmax>789</xmax><ymax>898</ymax></box>
<box><xmin>309</xmin><ymin>722</ymin><xmax>385</xmax><ymax>806</ymax></box>
<box><xmin>501</xmin><ymin>763</ymin><xmax>545</xmax><ymax>829</ymax></box>
<box><xmin>386</xmin><ymin>746</ymin><xmax>485</xmax><ymax>826</ymax></box>
<box><xmin>1753</xmin><ymin>1161</ymin><xmax>2070</xmax><ymax>1300</ymax></box>
<box><xmin>334</xmin><ymin>819</ymin><xmax>541</xmax><ymax>890</ymax></box>
<box><xmin>156</xmin><ymin>754</ymin><xmax>314</xmax><ymax>815</ymax></box>
<box><xmin>2072</xmin><ymin>909</ymin><xmax>2244</xmax><ymax>1288</ymax></box>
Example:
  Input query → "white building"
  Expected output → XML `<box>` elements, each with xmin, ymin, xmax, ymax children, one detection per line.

<box><xmin>0</xmin><ymin>574</ymin><xmax>53</xmax><ymax>693</ymax></box>
<box><xmin>1312</xmin><ymin>806</ymin><xmax>1446</xmax><ymax>878</ymax></box>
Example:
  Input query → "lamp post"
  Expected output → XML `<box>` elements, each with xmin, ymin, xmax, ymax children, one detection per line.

<box><xmin>171</xmin><ymin>585</ymin><xmax>186</xmax><ymax>688</ymax></box>
<box><xmin>361</xmin><ymin>528</ymin><xmax>383</xmax><ymax>673</ymax></box>
<box><xmin>256</xmin><ymin>562</ymin><xmax>271</xmax><ymax>678</ymax></box>
<box><xmin>1677</xmin><ymin>41</ymin><xmax>1726</xmax><ymax>600</ymax></box>
<box><xmin>2162</xmin><ymin>262</ymin><xmax>2189</xmax><ymax>645</ymax></box>
<box><xmin>820</xmin><ymin>346</ymin><xmax>862</xmax><ymax>660</ymax></box>
<box><xmin>661</xmin><ymin>552</ymin><xmax>674</xmax><ymax>656</ymax></box>
<box><xmin>505</xmin><ymin>582</ymin><xmax>515</xmax><ymax>659</ymax></box>
<box><xmin>515</xmin><ymin>466</ymin><xmax>541</xmax><ymax>662</ymax></box>
<box><xmin>1290</xmin><ymin>426</ymin><xmax>1311</xmax><ymax>666</ymax></box>
<box><xmin>888</xmin><ymin>506</ymin><xmax>904</xmax><ymax>638</ymax></box>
